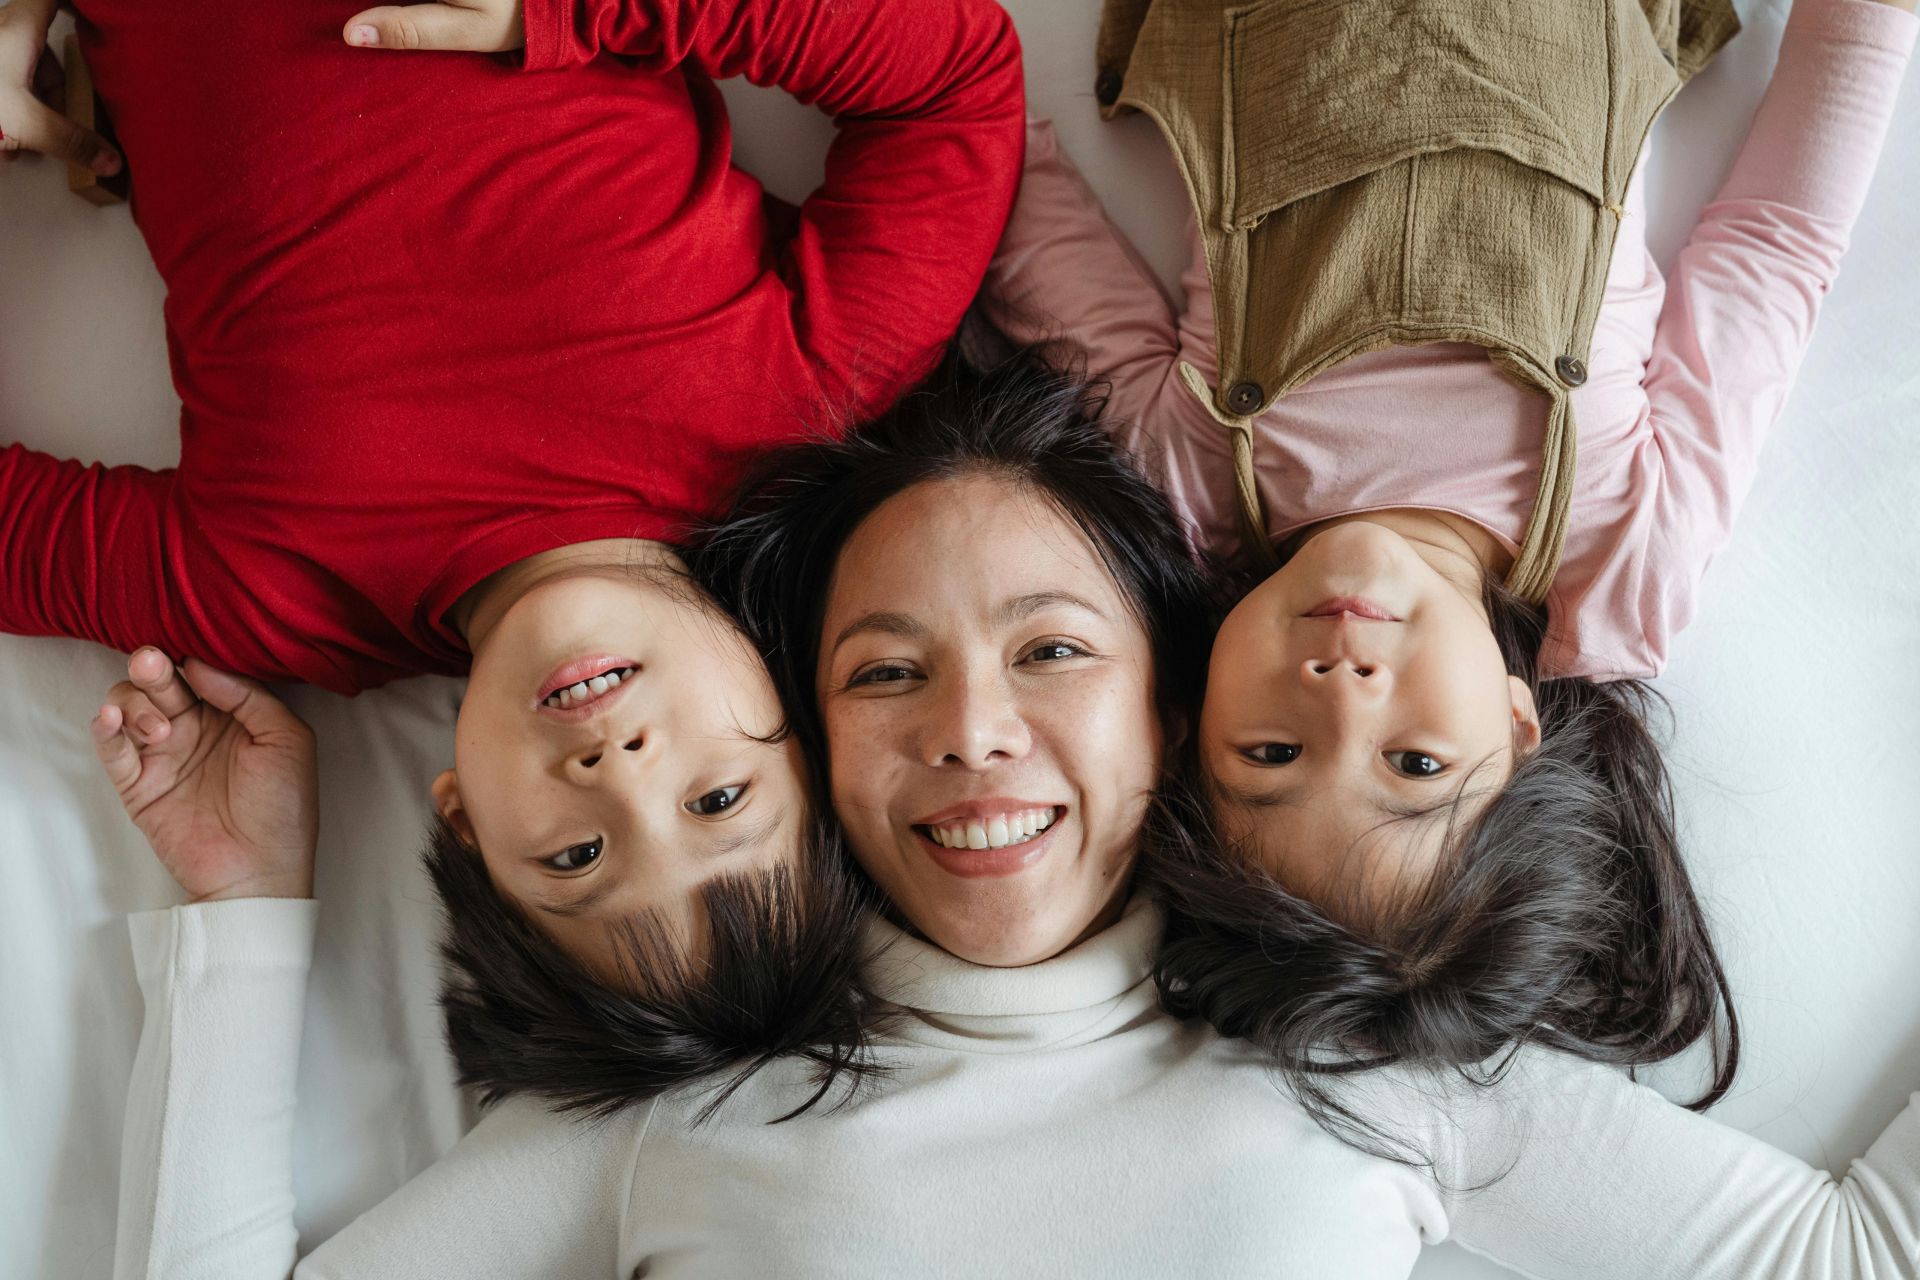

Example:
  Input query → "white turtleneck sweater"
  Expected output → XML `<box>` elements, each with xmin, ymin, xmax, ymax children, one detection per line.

<box><xmin>113</xmin><ymin>897</ymin><xmax>1920</xmax><ymax>1279</ymax></box>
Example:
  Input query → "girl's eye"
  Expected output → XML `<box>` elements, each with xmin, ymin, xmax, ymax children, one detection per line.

<box><xmin>1022</xmin><ymin>641</ymin><xmax>1086</xmax><ymax>663</ymax></box>
<box><xmin>544</xmin><ymin>837</ymin><xmax>603</xmax><ymax>872</ymax></box>
<box><xmin>1387</xmin><ymin>751</ymin><xmax>1446</xmax><ymax>778</ymax></box>
<box><xmin>846</xmin><ymin>663</ymin><xmax>919</xmax><ymax>689</ymax></box>
<box><xmin>1242</xmin><ymin>743</ymin><xmax>1301</xmax><ymax>766</ymax></box>
<box><xmin>688</xmin><ymin>784</ymin><xmax>747</xmax><ymax>817</ymax></box>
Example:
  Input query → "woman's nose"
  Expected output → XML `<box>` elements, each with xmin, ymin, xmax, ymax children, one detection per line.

<box><xmin>923</xmin><ymin>676</ymin><xmax>1031</xmax><ymax>769</ymax></box>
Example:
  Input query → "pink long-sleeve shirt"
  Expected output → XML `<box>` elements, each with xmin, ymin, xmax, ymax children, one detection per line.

<box><xmin>987</xmin><ymin>0</ymin><xmax>1915</xmax><ymax>681</ymax></box>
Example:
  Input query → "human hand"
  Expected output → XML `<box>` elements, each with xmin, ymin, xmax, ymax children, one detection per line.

<box><xmin>92</xmin><ymin>648</ymin><xmax>318</xmax><ymax>903</ymax></box>
<box><xmin>342</xmin><ymin>0</ymin><xmax>524</xmax><ymax>52</ymax></box>
<box><xmin>0</xmin><ymin>1</ymin><xmax>121</xmax><ymax>174</ymax></box>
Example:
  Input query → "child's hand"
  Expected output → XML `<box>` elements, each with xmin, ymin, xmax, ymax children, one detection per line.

<box><xmin>0</xmin><ymin>0</ymin><xmax>121</xmax><ymax>174</ymax></box>
<box><xmin>92</xmin><ymin>649</ymin><xmax>318</xmax><ymax>903</ymax></box>
<box><xmin>342</xmin><ymin>0</ymin><xmax>524</xmax><ymax>53</ymax></box>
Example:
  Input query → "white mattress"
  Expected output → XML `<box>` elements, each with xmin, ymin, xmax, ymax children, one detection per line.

<box><xmin>3</xmin><ymin>3</ymin><xmax>1917</xmax><ymax>1276</ymax></box>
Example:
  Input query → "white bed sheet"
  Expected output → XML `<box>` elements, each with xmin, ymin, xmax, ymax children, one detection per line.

<box><xmin>2</xmin><ymin>2</ymin><xmax>1916</xmax><ymax>1277</ymax></box>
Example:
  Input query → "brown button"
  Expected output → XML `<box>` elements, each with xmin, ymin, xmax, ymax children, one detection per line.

<box><xmin>1225</xmin><ymin>380</ymin><xmax>1265</xmax><ymax>415</ymax></box>
<box><xmin>1554</xmin><ymin>355</ymin><xmax>1588</xmax><ymax>387</ymax></box>
<box><xmin>1095</xmin><ymin>70</ymin><xmax>1123</xmax><ymax>107</ymax></box>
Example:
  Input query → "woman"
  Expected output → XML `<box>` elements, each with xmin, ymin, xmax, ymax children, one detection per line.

<box><xmin>0</xmin><ymin>0</ymin><xmax>1023</xmax><ymax>1090</ymax></box>
<box><xmin>105</xmin><ymin>356</ymin><xmax>1920</xmax><ymax>1278</ymax></box>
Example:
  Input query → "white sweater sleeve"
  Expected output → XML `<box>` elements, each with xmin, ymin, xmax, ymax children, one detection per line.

<box><xmin>113</xmin><ymin>899</ymin><xmax>644</xmax><ymax>1280</ymax></box>
<box><xmin>1425</xmin><ymin>1050</ymin><xmax>1920</xmax><ymax>1278</ymax></box>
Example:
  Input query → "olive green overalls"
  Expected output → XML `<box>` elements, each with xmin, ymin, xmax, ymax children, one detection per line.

<box><xmin>1093</xmin><ymin>0</ymin><xmax>1739</xmax><ymax>600</ymax></box>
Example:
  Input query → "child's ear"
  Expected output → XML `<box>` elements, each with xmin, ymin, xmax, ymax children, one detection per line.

<box><xmin>1507</xmin><ymin>677</ymin><xmax>1543</xmax><ymax>758</ymax></box>
<box><xmin>430</xmin><ymin>769</ymin><xmax>478</xmax><ymax>847</ymax></box>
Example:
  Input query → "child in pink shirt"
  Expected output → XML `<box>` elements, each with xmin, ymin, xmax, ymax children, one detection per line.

<box><xmin>988</xmin><ymin>0</ymin><xmax>1916</xmax><ymax>1119</ymax></box>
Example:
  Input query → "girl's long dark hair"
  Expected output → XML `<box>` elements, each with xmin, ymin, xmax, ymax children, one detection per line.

<box><xmin>1152</xmin><ymin>578</ymin><xmax>1739</xmax><ymax>1160</ymax></box>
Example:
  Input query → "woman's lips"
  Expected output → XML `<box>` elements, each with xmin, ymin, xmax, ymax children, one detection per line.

<box><xmin>909</xmin><ymin>802</ymin><xmax>1067</xmax><ymax>880</ymax></box>
<box><xmin>1303</xmin><ymin>597</ymin><xmax>1400</xmax><ymax>622</ymax></box>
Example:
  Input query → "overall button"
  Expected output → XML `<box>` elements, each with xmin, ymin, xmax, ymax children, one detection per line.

<box><xmin>1095</xmin><ymin>70</ymin><xmax>1123</xmax><ymax>107</ymax></box>
<box><xmin>1225</xmin><ymin>381</ymin><xmax>1266</xmax><ymax>415</ymax></box>
<box><xmin>1554</xmin><ymin>355</ymin><xmax>1588</xmax><ymax>387</ymax></box>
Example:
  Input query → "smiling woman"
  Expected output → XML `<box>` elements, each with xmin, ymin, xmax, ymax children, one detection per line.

<box><xmin>702</xmin><ymin>346</ymin><xmax>1218</xmax><ymax>968</ymax></box>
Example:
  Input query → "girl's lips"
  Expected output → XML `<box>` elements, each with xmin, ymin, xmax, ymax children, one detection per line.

<box><xmin>1304</xmin><ymin>597</ymin><xmax>1400</xmax><ymax>622</ymax></box>
<box><xmin>535</xmin><ymin>655</ymin><xmax>641</xmax><ymax>704</ymax></box>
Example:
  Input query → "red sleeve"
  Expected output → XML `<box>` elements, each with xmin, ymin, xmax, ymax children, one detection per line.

<box><xmin>0</xmin><ymin>443</ymin><xmax>209</xmax><ymax>661</ymax></box>
<box><xmin>524</xmin><ymin>0</ymin><xmax>1026</xmax><ymax>413</ymax></box>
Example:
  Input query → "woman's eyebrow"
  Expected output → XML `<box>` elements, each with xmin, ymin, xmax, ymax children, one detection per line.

<box><xmin>829</xmin><ymin>610</ymin><xmax>925</xmax><ymax>656</ymax></box>
<box><xmin>996</xmin><ymin>590</ymin><xmax>1108</xmax><ymax>624</ymax></box>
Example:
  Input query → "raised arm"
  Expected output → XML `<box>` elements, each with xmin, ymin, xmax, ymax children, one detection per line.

<box><xmin>101</xmin><ymin>654</ymin><xmax>641</xmax><ymax>1280</ymax></box>
<box><xmin>983</xmin><ymin>121</ymin><xmax>1246</xmax><ymax>555</ymax></box>
<box><xmin>1420</xmin><ymin>1050</ymin><xmax>1920</xmax><ymax>1277</ymax></box>
<box><xmin>0</xmin><ymin>444</ymin><xmax>208</xmax><ymax>657</ymax></box>
<box><xmin>1630</xmin><ymin>0</ymin><xmax>1916</xmax><ymax>666</ymax></box>
<box><xmin>531</xmin><ymin>0</ymin><xmax>1025</xmax><ymax>409</ymax></box>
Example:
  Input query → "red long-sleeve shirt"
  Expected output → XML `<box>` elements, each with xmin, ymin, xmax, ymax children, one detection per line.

<box><xmin>1</xmin><ymin>0</ymin><xmax>1024</xmax><ymax>693</ymax></box>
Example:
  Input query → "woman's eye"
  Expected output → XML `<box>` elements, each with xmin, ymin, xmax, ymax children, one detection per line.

<box><xmin>1387</xmin><ymin>751</ymin><xmax>1446</xmax><ymax>778</ymax></box>
<box><xmin>688</xmin><ymin>784</ymin><xmax>747</xmax><ymax>817</ymax></box>
<box><xmin>1022</xmin><ymin>641</ymin><xmax>1087</xmax><ymax>663</ymax></box>
<box><xmin>543</xmin><ymin>837</ymin><xmax>603</xmax><ymax>872</ymax></box>
<box><xmin>1242</xmin><ymin>743</ymin><xmax>1301</xmax><ymax>766</ymax></box>
<box><xmin>846</xmin><ymin>663</ymin><xmax>919</xmax><ymax>689</ymax></box>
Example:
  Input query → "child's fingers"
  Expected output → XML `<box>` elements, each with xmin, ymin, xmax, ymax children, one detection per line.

<box><xmin>103</xmin><ymin>681</ymin><xmax>173</xmax><ymax>745</ymax></box>
<box><xmin>90</xmin><ymin>704</ymin><xmax>143</xmax><ymax>791</ymax></box>
<box><xmin>128</xmin><ymin>646</ymin><xmax>197</xmax><ymax>718</ymax></box>
<box><xmin>180</xmin><ymin>659</ymin><xmax>310</xmax><ymax>741</ymax></box>
<box><xmin>343</xmin><ymin>4</ymin><xmax>518</xmax><ymax>53</ymax></box>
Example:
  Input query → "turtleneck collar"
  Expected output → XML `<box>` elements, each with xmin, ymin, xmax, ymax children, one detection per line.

<box><xmin>860</xmin><ymin>898</ymin><xmax>1164</xmax><ymax>1054</ymax></box>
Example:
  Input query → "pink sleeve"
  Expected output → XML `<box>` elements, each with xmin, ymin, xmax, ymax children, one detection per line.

<box><xmin>1628</xmin><ymin>0</ymin><xmax>1916</xmax><ymax>667</ymax></box>
<box><xmin>983</xmin><ymin>120</ymin><xmax>1247</xmax><ymax>559</ymax></box>
<box><xmin>0</xmin><ymin>443</ymin><xmax>209</xmax><ymax>662</ymax></box>
<box><xmin>522</xmin><ymin>0</ymin><xmax>1026</xmax><ymax>414</ymax></box>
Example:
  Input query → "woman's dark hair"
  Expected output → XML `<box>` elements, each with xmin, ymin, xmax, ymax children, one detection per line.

<box><xmin>1154</xmin><ymin>576</ymin><xmax>1739</xmax><ymax>1160</ymax></box>
<box><xmin>695</xmin><ymin>343</ymin><xmax>1220</xmax><ymax>779</ymax></box>
<box><xmin>426</xmin><ymin>810</ymin><xmax>882</xmax><ymax>1123</ymax></box>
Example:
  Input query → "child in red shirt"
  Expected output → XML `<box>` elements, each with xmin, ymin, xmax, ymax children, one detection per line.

<box><xmin>0</xmin><ymin>0</ymin><xmax>1023</xmax><ymax>1102</ymax></box>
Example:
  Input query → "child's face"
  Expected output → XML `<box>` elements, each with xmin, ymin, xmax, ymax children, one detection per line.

<box><xmin>434</xmin><ymin>568</ymin><xmax>808</xmax><ymax>980</ymax></box>
<box><xmin>1199</xmin><ymin>518</ymin><xmax>1540</xmax><ymax>914</ymax></box>
<box><xmin>815</xmin><ymin>473</ymin><xmax>1162</xmax><ymax>968</ymax></box>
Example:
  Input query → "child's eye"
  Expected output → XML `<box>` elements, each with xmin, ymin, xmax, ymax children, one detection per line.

<box><xmin>1386</xmin><ymin>751</ymin><xmax>1445</xmax><ymax>778</ymax></box>
<box><xmin>543</xmin><ymin>837</ymin><xmax>603</xmax><ymax>872</ymax></box>
<box><xmin>1241</xmin><ymin>743</ymin><xmax>1301</xmax><ymax>766</ymax></box>
<box><xmin>688</xmin><ymin>784</ymin><xmax>747</xmax><ymax>817</ymax></box>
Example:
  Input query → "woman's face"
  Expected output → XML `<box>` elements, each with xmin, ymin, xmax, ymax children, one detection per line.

<box><xmin>1201</xmin><ymin>517</ymin><xmax>1539</xmax><ymax>911</ymax></box>
<box><xmin>817</xmin><ymin>472</ymin><xmax>1162</xmax><ymax>967</ymax></box>
<box><xmin>435</xmin><ymin>565</ymin><xmax>808</xmax><ymax>980</ymax></box>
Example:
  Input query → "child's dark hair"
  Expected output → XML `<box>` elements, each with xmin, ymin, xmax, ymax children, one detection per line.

<box><xmin>695</xmin><ymin>340</ymin><xmax>1219</xmax><ymax>773</ymax></box>
<box><xmin>1151</xmin><ymin>576</ymin><xmax>1739</xmax><ymax>1159</ymax></box>
<box><xmin>426</xmin><ymin>811</ymin><xmax>882</xmax><ymax>1123</ymax></box>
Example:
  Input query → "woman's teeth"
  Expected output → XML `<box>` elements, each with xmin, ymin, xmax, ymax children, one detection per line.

<box><xmin>926</xmin><ymin>808</ymin><xmax>1058</xmax><ymax>850</ymax></box>
<box><xmin>542</xmin><ymin>667</ymin><xmax>635</xmax><ymax>710</ymax></box>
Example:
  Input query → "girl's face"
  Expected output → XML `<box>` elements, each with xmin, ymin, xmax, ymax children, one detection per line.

<box><xmin>1201</xmin><ymin>517</ymin><xmax>1540</xmax><ymax>911</ymax></box>
<box><xmin>435</xmin><ymin>566</ymin><xmax>808</xmax><ymax>979</ymax></box>
<box><xmin>817</xmin><ymin>472</ymin><xmax>1162</xmax><ymax>968</ymax></box>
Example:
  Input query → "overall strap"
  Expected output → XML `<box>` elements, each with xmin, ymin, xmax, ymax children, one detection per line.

<box><xmin>1504</xmin><ymin>390</ymin><xmax>1576</xmax><ymax>605</ymax></box>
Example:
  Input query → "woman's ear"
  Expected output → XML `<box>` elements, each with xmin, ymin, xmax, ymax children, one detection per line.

<box><xmin>1507</xmin><ymin>676</ymin><xmax>1543</xmax><ymax>757</ymax></box>
<box><xmin>431</xmin><ymin>768</ymin><xmax>478</xmax><ymax>846</ymax></box>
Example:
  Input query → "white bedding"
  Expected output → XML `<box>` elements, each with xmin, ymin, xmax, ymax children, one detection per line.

<box><xmin>2</xmin><ymin>2</ymin><xmax>1916</xmax><ymax>1277</ymax></box>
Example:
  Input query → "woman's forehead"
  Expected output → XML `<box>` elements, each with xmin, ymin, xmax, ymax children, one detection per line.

<box><xmin>830</xmin><ymin>474</ymin><xmax>1114</xmax><ymax>610</ymax></box>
